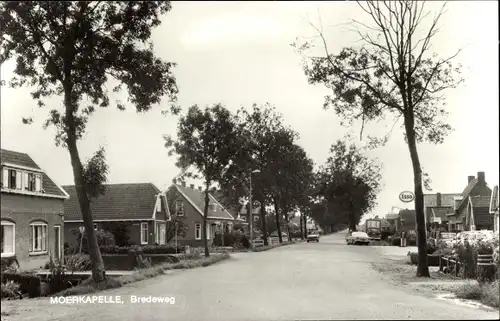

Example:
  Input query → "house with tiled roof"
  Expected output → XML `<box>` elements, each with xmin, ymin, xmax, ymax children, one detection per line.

<box><xmin>63</xmin><ymin>183</ymin><xmax>170</xmax><ymax>249</ymax></box>
<box><xmin>167</xmin><ymin>181</ymin><xmax>240</xmax><ymax>246</ymax></box>
<box><xmin>1</xmin><ymin>149</ymin><xmax>69</xmax><ymax>271</ymax></box>
<box><xmin>446</xmin><ymin>172</ymin><xmax>494</xmax><ymax>231</ymax></box>
<box><xmin>423</xmin><ymin>192</ymin><xmax>462</xmax><ymax>228</ymax></box>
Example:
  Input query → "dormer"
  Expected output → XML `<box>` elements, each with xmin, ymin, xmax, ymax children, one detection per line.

<box><xmin>1</xmin><ymin>165</ymin><xmax>43</xmax><ymax>193</ymax></box>
<box><xmin>453</xmin><ymin>196</ymin><xmax>463</xmax><ymax>211</ymax></box>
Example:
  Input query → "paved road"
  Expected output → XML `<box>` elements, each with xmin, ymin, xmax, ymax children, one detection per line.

<box><xmin>2</xmin><ymin>233</ymin><xmax>498</xmax><ymax>321</ymax></box>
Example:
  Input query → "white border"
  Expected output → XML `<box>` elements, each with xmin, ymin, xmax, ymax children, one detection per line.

<box><xmin>0</xmin><ymin>220</ymin><xmax>16</xmax><ymax>257</ymax></box>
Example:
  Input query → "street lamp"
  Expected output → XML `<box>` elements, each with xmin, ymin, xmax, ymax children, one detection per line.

<box><xmin>249</xmin><ymin>169</ymin><xmax>261</xmax><ymax>246</ymax></box>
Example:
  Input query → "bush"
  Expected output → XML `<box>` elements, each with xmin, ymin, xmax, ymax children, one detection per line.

<box><xmin>455</xmin><ymin>280</ymin><xmax>499</xmax><ymax>308</ymax></box>
<box><xmin>1</xmin><ymin>273</ymin><xmax>41</xmax><ymax>298</ymax></box>
<box><xmin>1</xmin><ymin>280</ymin><xmax>21</xmax><ymax>299</ymax></box>
<box><xmin>241</xmin><ymin>235</ymin><xmax>250</xmax><ymax>249</ymax></box>
<box><xmin>99</xmin><ymin>244</ymin><xmax>183</xmax><ymax>255</ymax></box>
<box><xmin>73</xmin><ymin>228</ymin><xmax>116</xmax><ymax>253</ymax></box>
<box><xmin>65</xmin><ymin>253</ymin><xmax>91</xmax><ymax>272</ymax></box>
<box><xmin>213</xmin><ymin>232</ymin><xmax>236</xmax><ymax>247</ymax></box>
<box><xmin>1</xmin><ymin>256</ymin><xmax>19</xmax><ymax>273</ymax></box>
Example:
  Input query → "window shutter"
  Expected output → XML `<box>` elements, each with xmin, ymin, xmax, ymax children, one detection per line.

<box><xmin>23</xmin><ymin>172</ymin><xmax>29</xmax><ymax>190</ymax></box>
<box><xmin>15</xmin><ymin>171</ymin><xmax>22</xmax><ymax>190</ymax></box>
<box><xmin>35</xmin><ymin>175</ymin><xmax>41</xmax><ymax>192</ymax></box>
<box><xmin>2</xmin><ymin>169</ymin><xmax>7</xmax><ymax>188</ymax></box>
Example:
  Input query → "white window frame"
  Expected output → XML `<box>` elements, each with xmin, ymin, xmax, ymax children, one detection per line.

<box><xmin>175</xmin><ymin>200</ymin><xmax>184</xmax><ymax>216</ymax></box>
<box><xmin>195</xmin><ymin>223</ymin><xmax>201</xmax><ymax>240</ymax></box>
<box><xmin>30</xmin><ymin>222</ymin><xmax>48</xmax><ymax>254</ymax></box>
<box><xmin>140</xmin><ymin>222</ymin><xmax>149</xmax><ymax>245</ymax></box>
<box><xmin>35</xmin><ymin>174</ymin><xmax>42</xmax><ymax>192</ymax></box>
<box><xmin>228</xmin><ymin>223</ymin><xmax>233</xmax><ymax>232</ymax></box>
<box><xmin>1</xmin><ymin>220</ymin><xmax>16</xmax><ymax>257</ymax></box>
<box><xmin>156</xmin><ymin>222</ymin><xmax>166</xmax><ymax>245</ymax></box>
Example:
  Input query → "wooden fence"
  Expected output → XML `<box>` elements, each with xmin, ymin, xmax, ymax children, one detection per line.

<box><xmin>439</xmin><ymin>254</ymin><xmax>495</xmax><ymax>279</ymax></box>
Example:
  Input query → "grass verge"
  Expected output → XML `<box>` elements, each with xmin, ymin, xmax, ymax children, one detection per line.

<box><xmin>53</xmin><ymin>253</ymin><xmax>230</xmax><ymax>297</ymax></box>
<box><xmin>454</xmin><ymin>280</ymin><xmax>499</xmax><ymax>309</ymax></box>
<box><xmin>251</xmin><ymin>241</ymin><xmax>295</xmax><ymax>252</ymax></box>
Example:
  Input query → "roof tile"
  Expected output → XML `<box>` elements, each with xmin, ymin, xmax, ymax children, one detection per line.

<box><xmin>63</xmin><ymin>183</ymin><xmax>161</xmax><ymax>221</ymax></box>
<box><xmin>175</xmin><ymin>185</ymin><xmax>234</xmax><ymax>220</ymax></box>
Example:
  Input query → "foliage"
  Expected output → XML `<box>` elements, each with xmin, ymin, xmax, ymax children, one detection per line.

<box><xmin>99</xmin><ymin>244</ymin><xmax>183</xmax><ymax>255</ymax></box>
<box><xmin>165</xmin><ymin>103</ymin><xmax>244</xmax><ymax>257</ymax></box>
<box><xmin>65</xmin><ymin>254</ymin><xmax>92</xmax><ymax>272</ymax></box>
<box><xmin>73</xmin><ymin>228</ymin><xmax>116</xmax><ymax>252</ymax></box>
<box><xmin>1</xmin><ymin>280</ymin><xmax>21</xmax><ymax>299</ymax></box>
<box><xmin>1</xmin><ymin>1</ymin><xmax>179</xmax><ymax>283</ymax></box>
<box><xmin>165</xmin><ymin>188</ymin><xmax>189</xmax><ymax>243</ymax></box>
<box><xmin>101</xmin><ymin>222</ymin><xmax>130</xmax><ymax>247</ymax></box>
<box><xmin>1</xmin><ymin>272</ymin><xmax>41</xmax><ymax>298</ymax></box>
<box><xmin>0</xmin><ymin>256</ymin><xmax>19</xmax><ymax>273</ymax></box>
<box><xmin>313</xmin><ymin>139</ymin><xmax>382</xmax><ymax>231</ymax></box>
<box><xmin>455</xmin><ymin>280</ymin><xmax>499</xmax><ymax>309</ymax></box>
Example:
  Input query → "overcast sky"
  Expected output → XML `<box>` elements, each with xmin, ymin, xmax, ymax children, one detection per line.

<box><xmin>1</xmin><ymin>1</ymin><xmax>498</xmax><ymax>219</ymax></box>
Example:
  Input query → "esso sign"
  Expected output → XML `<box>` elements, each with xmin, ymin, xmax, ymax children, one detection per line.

<box><xmin>399</xmin><ymin>191</ymin><xmax>415</xmax><ymax>203</ymax></box>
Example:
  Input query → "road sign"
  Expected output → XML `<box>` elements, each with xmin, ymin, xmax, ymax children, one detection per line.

<box><xmin>79</xmin><ymin>226</ymin><xmax>85</xmax><ymax>234</ymax></box>
<box><xmin>399</xmin><ymin>191</ymin><xmax>415</xmax><ymax>203</ymax></box>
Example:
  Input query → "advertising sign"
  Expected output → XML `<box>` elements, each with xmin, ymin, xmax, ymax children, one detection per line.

<box><xmin>399</xmin><ymin>191</ymin><xmax>415</xmax><ymax>203</ymax></box>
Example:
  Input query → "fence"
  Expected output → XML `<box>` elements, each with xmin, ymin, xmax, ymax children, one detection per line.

<box><xmin>439</xmin><ymin>254</ymin><xmax>495</xmax><ymax>280</ymax></box>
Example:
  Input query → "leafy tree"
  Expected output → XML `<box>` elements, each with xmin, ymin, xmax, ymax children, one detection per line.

<box><xmin>293</xmin><ymin>1</ymin><xmax>463</xmax><ymax>277</ymax></box>
<box><xmin>165</xmin><ymin>104</ymin><xmax>243</xmax><ymax>257</ymax></box>
<box><xmin>1</xmin><ymin>1</ymin><xmax>178</xmax><ymax>283</ymax></box>
<box><xmin>101</xmin><ymin>222</ymin><xmax>130</xmax><ymax>246</ymax></box>
<box><xmin>165</xmin><ymin>187</ymin><xmax>188</xmax><ymax>243</ymax></box>
<box><xmin>315</xmin><ymin>140</ymin><xmax>382</xmax><ymax>232</ymax></box>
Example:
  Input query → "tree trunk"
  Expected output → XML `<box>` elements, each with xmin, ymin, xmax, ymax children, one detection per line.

<box><xmin>259</xmin><ymin>195</ymin><xmax>268</xmax><ymax>246</ymax></box>
<box><xmin>273</xmin><ymin>198</ymin><xmax>283</xmax><ymax>243</ymax></box>
<box><xmin>303</xmin><ymin>214</ymin><xmax>307</xmax><ymax>237</ymax></box>
<box><xmin>64</xmin><ymin>92</ymin><xmax>106</xmax><ymax>284</ymax></box>
<box><xmin>203</xmin><ymin>186</ymin><xmax>210</xmax><ymax>257</ymax></box>
<box><xmin>405</xmin><ymin>116</ymin><xmax>430</xmax><ymax>277</ymax></box>
<box><xmin>283</xmin><ymin>201</ymin><xmax>292</xmax><ymax>242</ymax></box>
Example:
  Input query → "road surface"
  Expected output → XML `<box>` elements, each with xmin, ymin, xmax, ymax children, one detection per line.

<box><xmin>2</xmin><ymin>233</ymin><xmax>498</xmax><ymax>321</ymax></box>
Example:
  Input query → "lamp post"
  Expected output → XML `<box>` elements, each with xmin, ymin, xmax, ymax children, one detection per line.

<box><xmin>249</xmin><ymin>169</ymin><xmax>260</xmax><ymax>246</ymax></box>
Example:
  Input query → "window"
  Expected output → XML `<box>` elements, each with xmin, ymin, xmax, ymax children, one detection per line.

<box><xmin>27</xmin><ymin>173</ymin><xmax>36</xmax><ymax>191</ymax></box>
<box><xmin>195</xmin><ymin>223</ymin><xmax>201</xmax><ymax>240</ymax></box>
<box><xmin>1</xmin><ymin>221</ymin><xmax>15</xmax><ymax>257</ymax></box>
<box><xmin>175</xmin><ymin>200</ymin><xmax>184</xmax><ymax>216</ymax></box>
<box><xmin>140</xmin><ymin>222</ymin><xmax>148</xmax><ymax>245</ymax></box>
<box><xmin>156</xmin><ymin>223</ymin><xmax>166</xmax><ymax>245</ymax></box>
<box><xmin>206</xmin><ymin>224</ymin><xmax>211</xmax><ymax>239</ymax></box>
<box><xmin>30</xmin><ymin>222</ymin><xmax>48</xmax><ymax>253</ymax></box>
<box><xmin>228</xmin><ymin>223</ymin><xmax>233</xmax><ymax>232</ymax></box>
<box><xmin>156</xmin><ymin>196</ymin><xmax>162</xmax><ymax>212</ymax></box>
<box><xmin>35</xmin><ymin>174</ymin><xmax>41</xmax><ymax>192</ymax></box>
<box><xmin>9</xmin><ymin>169</ymin><xmax>17</xmax><ymax>189</ymax></box>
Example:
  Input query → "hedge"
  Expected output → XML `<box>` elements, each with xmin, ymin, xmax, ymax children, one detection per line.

<box><xmin>1</xmin><ymin>273</ymin><xmax>41</xmax><ymax>298</ymax></box>
<box><xmin>99</xmin><ymin>244</ymin><xmax>184</xmax><ymax>255</ymax></box>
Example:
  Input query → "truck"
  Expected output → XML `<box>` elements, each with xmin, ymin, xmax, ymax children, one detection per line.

<box><xmin>364</xmin><ymin>218</ymin><xmax>381</xmax><ymax>241</ymax></box>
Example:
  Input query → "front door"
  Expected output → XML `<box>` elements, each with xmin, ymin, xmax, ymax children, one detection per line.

<box><xmin>54</xmin><ymin>225</ymin><xmax>61</xmax><ymax>263</ymax></box>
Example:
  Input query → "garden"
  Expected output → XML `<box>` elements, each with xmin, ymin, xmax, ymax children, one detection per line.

<box><xmin>405</xmin><ymin>230</ymin><xmax>499</xmax><ymax>308</ymax></box>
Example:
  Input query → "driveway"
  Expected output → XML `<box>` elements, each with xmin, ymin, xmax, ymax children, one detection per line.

<box><xmin>2</xmin><ymin>233</ymin><xmax>498</xmax><ymax>321</ymax></box>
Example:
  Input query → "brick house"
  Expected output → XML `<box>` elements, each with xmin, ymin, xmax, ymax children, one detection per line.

<box><xmin>167</xmin><ymin>182</ymin><xmax>240</xmax><ymax>247</ymax></box>
<box><xmin>423</xmin><ymin>192</ymin><xmax>462</xmax><ymax>229</ymax></box>
<box><xmin>446</xmin><ymin>172</ymin><xmax>493</xmax><ymax>231</ymax></box>
<box><xmin>62</xmin><ymin>183</ymin><xmax>170</xmax><ymax>249</ymax></box>
<box><xmin>1</xmin><ymin>149</ymin><xmax>69</xmax><ymax>271</ymax></box>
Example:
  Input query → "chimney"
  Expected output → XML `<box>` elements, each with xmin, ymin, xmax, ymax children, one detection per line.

<box><xmin>436</xmin><ymin>193</ymin><xmax>442</xmax><ymax>207</ymax></box>
<box><xmin>198</xmin><ymin>186</ymin><xmax>202</xmax><ymax>191</ymax></box>
<box><xmin>172</xmin><ymin>178</ymin><xmax>177</xmax><ymax>185</ymax></box>
<box><xmin>468</xmin><ymin>175</ymin><xmax>475</xmax><ymax>184</ymax></box>
<box><xmin>181</xmin><ymin>181</ymin><xmax>186</xmax><ymax>187</ymax></box>
<box><xmin>477</xmin><ymin>172</ymin><xmax>485</xmax><ymax>185</ymax></box>
<box><xmin>190</xmin><ymin>184</ymin><xmax>195</xmax><ymax>189</ymax></box>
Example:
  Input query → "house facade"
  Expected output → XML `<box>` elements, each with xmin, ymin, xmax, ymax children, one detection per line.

<box><xmin>167</xmin><ymin>182</ymin><xmax>238</xmax><ymax>247</ymax></box>
<box><xmin>423</xmin><ymin>192</ymin><xmax>462</xmax><ymax>229</ymax></box>
<box><xmin>445</xmin><ymin>172</ymin><xmax>493</xmax><ymax>231</ymax></box>
<box><xmin>490</xmin><ymin>186</ymin><xmax>499</xmax><ymax>232</ymax></box>
<box><xmin>63</xmin><ymin>183</ymin><xmax>170</xmax><ymax>249</ymax></box>
<box><xmin>1</xmin><ymin>149</ymin><xmax>69</xmax><ymax>271</ymax></box>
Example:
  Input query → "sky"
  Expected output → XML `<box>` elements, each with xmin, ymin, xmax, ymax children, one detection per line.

<box><xmin>1</xmin><ymin>1</ymin><xmax>498</xmax><ymax>220</ymax></box>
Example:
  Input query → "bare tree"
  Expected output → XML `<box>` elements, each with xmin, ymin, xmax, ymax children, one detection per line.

<box><xmin>293</xmin><ymin>1</ymin><xmax>463</xmax><ymax>277</ymax></box>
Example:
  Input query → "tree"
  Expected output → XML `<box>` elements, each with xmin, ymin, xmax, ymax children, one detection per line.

<box><xmin>293</xmin><ymin>1</ymin><xmax>463</xmax><ymax>277</ymax></box>
<box><xmin>165</xmin><ymin>104</ymin><xmax>243</xmax><ymax>257</ymax></box>
<box><xmin>1</xmin><ymin>1</ymin><xmax>178</xmax><ymax>283</ymax></box>
<box><xmin>316</xmin><ymin>140</ymin><xmax>382</xmax><ymax>232</ymax></box>
<box><xmin>165</xmin><ymin>188</ymin><xmax>188</xmax><ymax>243</ymax></box>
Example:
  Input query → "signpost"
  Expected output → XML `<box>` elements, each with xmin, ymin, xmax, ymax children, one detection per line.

<box><xmin>399</xmin><ymin>191</ymin><xmax>415</xmax><ymax>203</ymax></box>
<box><xmin>78</xmin><ymin>226</ymin><xmax>85</xmax><ymax>254</ymax></box>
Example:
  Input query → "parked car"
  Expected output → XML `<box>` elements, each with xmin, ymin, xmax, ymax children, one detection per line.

<box><xmin>346</xmin><ymin>231</ymin><xmax>371</xmax><ymax>245</ymax></box>
<box><xmin>306</xmin><ymin>230</ymin><xmax>320</xmax><ymax>242</ymax></box>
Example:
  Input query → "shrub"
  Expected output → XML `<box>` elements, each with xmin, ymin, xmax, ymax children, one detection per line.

<box><xmin>1</xmin><ymin>280</ymin><xmax>21</xmax><ymax>299</ymax></box>
<box><xmin>241</xmin><ymin>235</ymin><xmax>250</xmax><ymax>249</ymax></box>
<box><xmin>65</xmin><ymin>254</ymin><xmax>91</xmax><ymax>272</ymax></box>
<box><xmin>103</xmin><ymin>222</ymin><xmax>131</xmax><ymax>246</ymax></box>
<box><xmin>1</xmin><ymin>273</ymin><xmax>41</xmax><ymax>298</ymax></box>
<box><xmin>99</xmin><ymin>244</ymin><xmax>183</xmax><ymax>255</ymax></box>
<box><xmin>72</xmin><ymin>228</ymin><xmax>116</xmax><ymax>253</ymax></box>
<box><xmin>455</xmin><ymin>280</ymin><xmax>499</xmax><ymax>309</ymax></box>
<box><xmin>1</xmin><ymin>256</ymin><xmax>19</xmax><ymax>273</ymax></box>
